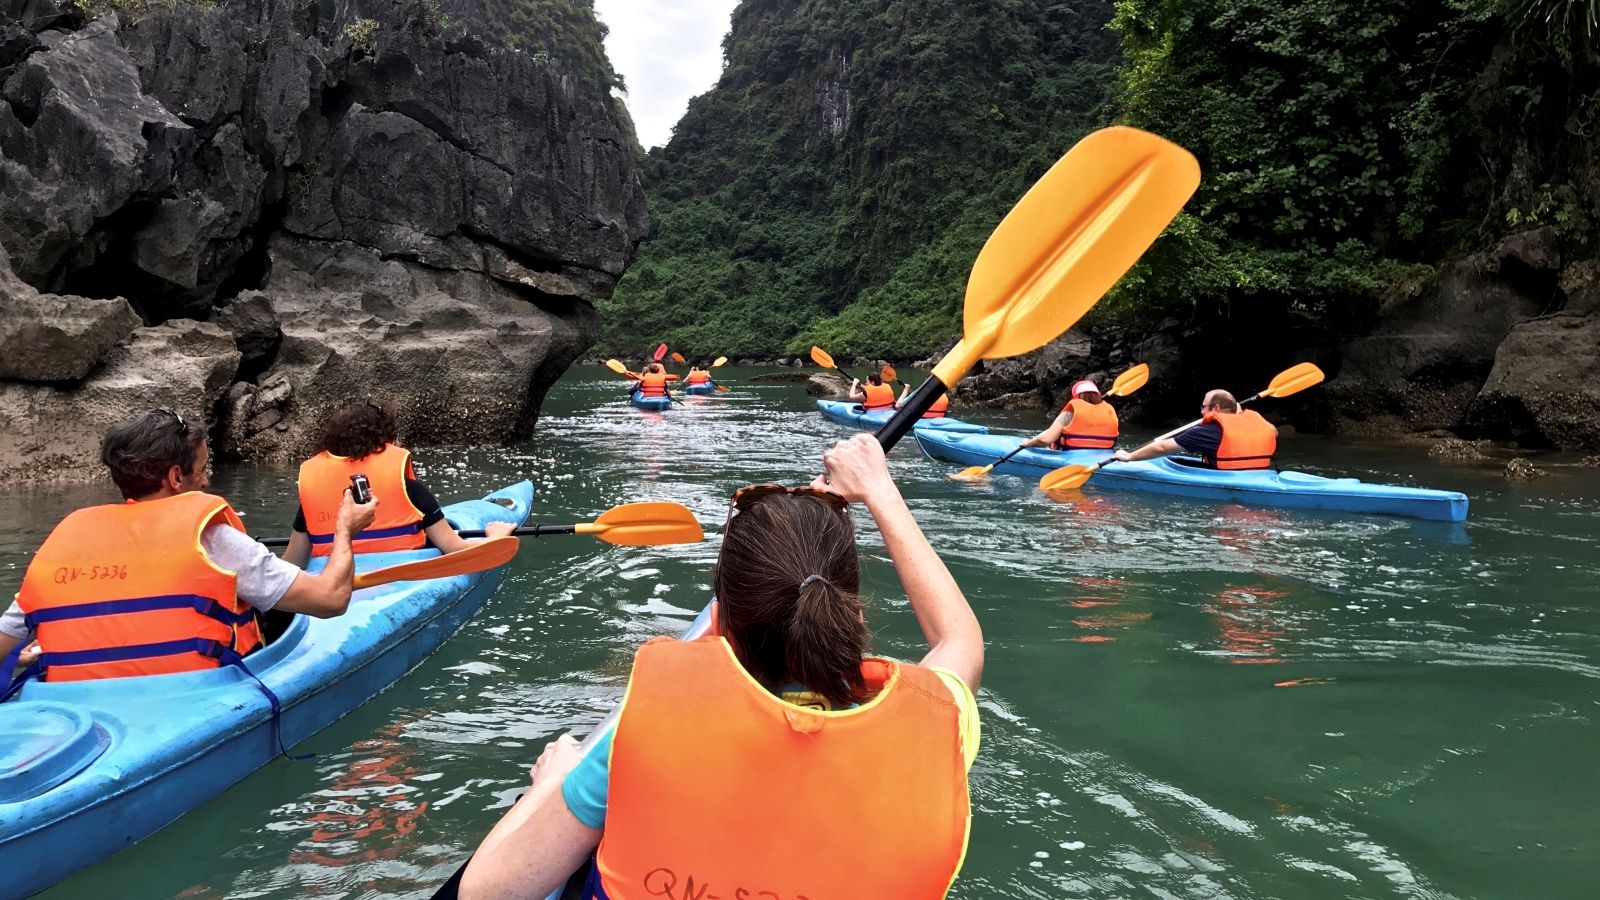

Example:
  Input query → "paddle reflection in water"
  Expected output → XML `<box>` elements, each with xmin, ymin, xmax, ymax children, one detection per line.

<box><xmin>1061</xmin><ymin>575</ymin><xmax>1150</xmax><ymax>644</ymax></box>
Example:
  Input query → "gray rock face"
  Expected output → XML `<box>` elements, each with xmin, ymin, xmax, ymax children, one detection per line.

<box><xmin>0</xmin><ymin>245</ymin><xmax>141</xmax><ymax>381</ymax></box>
<box><xmin>1467</xmin><ymin>285</ymin><xmax>1600</xmax><ymax>450</ymax></box>
<box><xmin>0</xmin><ymin>320</ymin><xmax>240</xmax><ymax>483</ymax></box>
<box><xmin>215</xmin><ymin>237</ymin><xmax>598</xmax><ymax>461</ymax></box>
<box><xmin>0</xmin><ymin>0</ymin><xmax>648</xmax><ymax>479</ymax></box>
<box><xmin>805</xmin><ymin>371</ymin><xmax>851</xmax><ymax>398</ymax></box>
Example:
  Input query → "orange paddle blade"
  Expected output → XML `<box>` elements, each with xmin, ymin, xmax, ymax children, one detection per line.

<box><xmin>353</xmin><ymin>536</ymin><xmax>520</xmax><ymax>589</ymax></box>
<box><xmin>949</xmin><ymin>463</ymin><xmax>996</xmax><ymax>482</ymax></box>
<box><xmin>933</xmin><ymin>127</ymin><xmax>1200</xmax><ymax>387</ymax></box>
<box><xmin>881</xmin><ymin>364</ymin><xmax>898</xmax><ymax>383</ymax></box>
<box><xmin>671</xmin><ymin>352</ymin><xmax>686</xmax><ymax>364</ymax></box>
<box><xmin>809</xmin><ymin>345</ymin><xmax>836</xmax><ymax>369</ymax></box>
<box><xmin>1108</xmin><ymin>363</ymin><xmax>1149</xmax><ymax>397</ymax></box>
<box><xmin>580</xmin><ymin>501</ymin><xmax>704</xmax><ymax>546</ymax></box>
<box><xmin>1259</xmin><ymin>362</ymin><xmax>1326</xmax><ymax>399</ymax></box>
<box><xmin>716</xmin><ymin>384</ymin><xmax>730</xmax><ymax>393</ymax></box>
<box><xmin>652</xmin><ymin>343</ymin><xmax>668</xmax><ymax>362</ymax></box>
<box><xmin>1039</xmin><ymin>464</ymin><xmax>1102</xmax><ymax>492</ymax></box>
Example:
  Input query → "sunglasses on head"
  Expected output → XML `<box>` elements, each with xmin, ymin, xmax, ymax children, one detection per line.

<box><xmin>155</xmin><ymin>408</ymin><xmax>189</xmax><ymax>436</ymax></box>
<box><xmin>728</xmin><ymin>483</ymin><xmax>849</xmax><ymax>520</ymax></box>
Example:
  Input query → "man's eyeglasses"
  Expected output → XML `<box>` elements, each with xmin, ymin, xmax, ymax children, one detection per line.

<box><xmin>155</xmin><ymin>408</ymin><xmax>189</xmax><ymax>436</ymax></box>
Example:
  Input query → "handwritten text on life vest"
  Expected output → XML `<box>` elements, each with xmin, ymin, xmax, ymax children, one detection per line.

<box><xmin>643</xmin><ymin>867</ymin><xmax>810</xmax><ymax>900</ymax></box>
<box><xmin>53</xmin><ymin>565</ymin><xmax>129</xmax><ymax>584</ymax></box>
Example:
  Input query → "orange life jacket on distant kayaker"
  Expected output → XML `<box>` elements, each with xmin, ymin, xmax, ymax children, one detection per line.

<box><xmin>594</xmin><ymin>636</ymin><xmax>970</xmax><ymax>899</ymax></box>
<box><xmin>686</xmin><ymin>370</ymin><xmax>711</xmax><ymax>385</ymax></box>
<box><xmin>639</xmin><ymin>373</ymin><xmax>670</xmax><ymax>397</ymax></box>
<box><xmin>298</xmin><ymin>444</ymin><xmax>425</xmax><ymax>556</ymax></box>
<box><xmin>15</xmin><ymin>492</ymin><xmax>262</xmax><ymax>682</ymax></box>
<box><xmin>1205</xmin><ymin>409</ymin><xmax>1277</xmax><ymax>470</ymax></box>
<box><xmin>862</xmin><ymin>382</ymin><xmax>896</xmax><ymax>410</ymax></box>
<box><xmin>1055</xmin><ymin>398</ymin><xmax>1119</xmax><ymax>450</ymax></box>
<box><xmin>922</xmin><ymin>392</ymin><xmax>951</xmax><ymax>418</ymax></box>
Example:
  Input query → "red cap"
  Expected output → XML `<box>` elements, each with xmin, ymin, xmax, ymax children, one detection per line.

<box><xmin>1071</xmin><ymin>380</ymin><xmax>1100</xmax><ymax>397</ymax></box>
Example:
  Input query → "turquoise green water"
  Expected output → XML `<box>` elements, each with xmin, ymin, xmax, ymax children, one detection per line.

<box><xmin>7</xmin><ymin>367</ymin><xmax>1598</xmax><ymax>899</ymax></box>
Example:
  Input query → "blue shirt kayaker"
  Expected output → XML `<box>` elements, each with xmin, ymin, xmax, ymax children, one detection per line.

<box><xmin>1114</xmin><ymin>389</ymin><xmax>1278</xmax><ymax>469</ymax></box>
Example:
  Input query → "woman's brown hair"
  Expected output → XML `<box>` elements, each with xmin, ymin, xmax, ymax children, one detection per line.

<box><xmin>319</xmin><ymin>401</ymin><xmax>398</xmax><ymax>460</ymax></box>
<box><xmin>714</xmin><ymin>493</ymin><xmax>869</xmax><ymax>707</ymax></box>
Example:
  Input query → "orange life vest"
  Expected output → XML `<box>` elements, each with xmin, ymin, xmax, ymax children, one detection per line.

<box><xmin>686</xmin><ymin>370</ymin><xmax>711</xmax><ymax>385</ymax></box>
<box><xmin>862</xmin><ymin>382</ymin><xmax>896</xmax><ymax>410</ymax></box>
<box><xmin>1205</xmin><ymin>409</ymin><xmax>1277</xmax><ymax>470</ymax></box>
<box><xmin>595</xmin><ymin>637</ymin><xmax>970</xmax><ymax>899</ymax></box>
<box><xmin>1055</xmin><ymin>398</ymin><xmax>1119</xmax><ymax>450</ymax></box>
<box><xmin>15</xmin><ymin>492</ymin><xmax>262</xmax><ymax>682</ymax></box>
<box><xmin>922</xmin><ymin>392</ymin><xmax>951</xmax><ymax>419</ymax></box>
<box><xmin>638</xmin><ymin>373</ymin><xmax>670</xmax><ymax>397</ymax></box>
<box><xmin>298</xmin><ymin>444</ymin><xmax>426</xmax><ymax>556</ymax></box>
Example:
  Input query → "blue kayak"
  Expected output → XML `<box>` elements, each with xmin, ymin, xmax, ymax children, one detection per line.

<box><xmin>815</xmin><ymin>399</ymin><xmax>988</xmax><ymax>434</ymax></box>
<box><xmin>0</xmin><ymin>481</ymin><xmax>533</xmax><ymax>896</ymax></box>
<box><xmin>630</xmin><ymin>391</ymin><xmax>672</xmax><ymax>410</ymax></box>
<box><xmin>684</xmin><ymin>382</ymin><xmax>717</xmax><ymax>396</ymax></box>
<box><xmin>914</xmin><ymin>430</ymin><xmax>1468</xmax><ymax>522</ymax></box>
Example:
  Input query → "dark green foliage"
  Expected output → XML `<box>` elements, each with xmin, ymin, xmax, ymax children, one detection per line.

<box><xmin>599</xmin><ymin>0</ymin><xmax>1119</xmax><ymax>358</ymax></box>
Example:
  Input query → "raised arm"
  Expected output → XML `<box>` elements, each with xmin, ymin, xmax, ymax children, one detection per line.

<box><xmin>817</xmin><ymin>434</ymin><xmax>983</xmax><ymax>692</ymax></box>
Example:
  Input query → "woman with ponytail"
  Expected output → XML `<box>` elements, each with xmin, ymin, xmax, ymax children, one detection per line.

<box><xmin>458</xmin><ymin>434</ymin><xmax>984</xmax><ymax>899</ymax></box>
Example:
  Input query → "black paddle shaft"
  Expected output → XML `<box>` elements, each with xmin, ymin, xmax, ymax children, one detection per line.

<box><xmin>875</xmin><ymin>378</ymin><xmax>949</xmax><ymax>451</ymax></box>
<box><xmin>257</xmin><ymin>524</ymin><xmax>576</xmax><ymax>547</ymax></box>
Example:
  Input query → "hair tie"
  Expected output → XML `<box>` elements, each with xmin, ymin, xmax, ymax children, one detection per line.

<box><xmin>798</xmin><ymin>574</ymin><xmax>827</xmax><ymax>590</ymax></box>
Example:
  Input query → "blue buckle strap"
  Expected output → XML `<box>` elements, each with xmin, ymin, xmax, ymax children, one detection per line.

<box><xmin>219</xmin><ymin>650</ymin><xmax>312</xmax><ymax>762</ymax></box>
<box><xmin>38</xmin><ymin>638</ymin><xmax>229</xmax><ymax>670</ymax></box>
<box><xmin>307</xmin><ymin>522</ymin><xmax>423</xmax><ymax>545</ymax></box>
<box><xmin>0</xmin><ymin>640</ymin><xmax>33</xmax><ymax>702</ymax></box>
<box><xmin>24</xmin><ymin>594</ymin><xmax>252</xmax><ymax>629</ymax></box>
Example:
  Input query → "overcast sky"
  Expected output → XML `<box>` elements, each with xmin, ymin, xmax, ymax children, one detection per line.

<box><xmin>593</xmin><ymin>1</ymin><xmax>742</xmax><ymax>149</ymax></box>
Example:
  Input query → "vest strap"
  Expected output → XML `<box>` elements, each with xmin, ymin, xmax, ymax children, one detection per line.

<box><xmin>307</xmin><ymin>522</ymin><xmax>423</xmax><ymax>545</ymax></box>
<box><xmin>39</xmin><ymin>637</ymin><xmax>229</xmax><ymax>672</ymax></box>
<box><xmin>23</xmin><ymin>593</ymin><xmax>254</xmax><ymax>628</ymax></box>
<box><xmin>0</xmin><ymin>639</ymin><xmax>32</xmax><ymax>702</ymax></box>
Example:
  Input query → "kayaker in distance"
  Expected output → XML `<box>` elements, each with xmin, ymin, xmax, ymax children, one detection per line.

<box><xmin>849</xmin><ymin>371</ymin><xmax>896</xmax><ymax>410</ymax></box>
<box><xmin>684</xmin><ymin>364</ymin><xmax>716</xmax><ymax>390</ymax></box>
<box><xmin>896</xmin><ymin>382</ymin><xmax>951</xmax><ymax>418</ymax></box>
<box><xmin>457</xmin><ymin>434</ymin><xmax>984</xmax><ymax>899</ymax></box>
<box><xmin>281</xmin><ymin>401</ymin><xmax>517</xmax><ymax>567</ymax></box>
<box><xmin>633</xmin><ymin>362</ymin><xmax>675</xmax><ymax>400</ymax></box>
<box><xmin>0</xmin><ymin>409</ymin><xmax>378</xmax><ymax>683</ymax></box>
<box><xmin>1022</xmin><ymin>378</ymin><xmax>1120</xmax><ymax>451</ymax></box>
<box><xmin>1113</xmin><ymin>389</ymin><xmax>1278</xmax><ymax>469</ymax></box>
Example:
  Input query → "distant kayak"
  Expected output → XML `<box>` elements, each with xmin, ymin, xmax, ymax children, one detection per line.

<box><xmin>684</xmin><ymin>382</ymin><xmax>717</xmax><ymax>395</ymax></box>
<box><xmin>815</xmin><ymin>399</ymin><xmax>988</xmax><ymax>434</ymax></box>
<box><xmin>915</xmin><ymin>430</ymin><xmax>1468</xmax><ymax>522</ymax></box>
<box><xmin>0</xmin><ymin>482</ymin><xmax>533</xmax><ymax>896</ymax></box>
<box><xmin>630</xmin><ymin>391</ymin><xmax>672</xmax><ymax>410</ymax></box>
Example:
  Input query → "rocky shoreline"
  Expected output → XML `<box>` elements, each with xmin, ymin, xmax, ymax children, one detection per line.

<box><xmin>0</xmin><ymin>0</ymin><xmax>647</xmax><ymax>484</ymax></box>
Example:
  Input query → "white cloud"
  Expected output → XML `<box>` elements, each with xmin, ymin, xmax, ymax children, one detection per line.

<box><xmin>594</xmin><ymin>1</ymin><xmax>741</xmax><ymax>149</ymax></box>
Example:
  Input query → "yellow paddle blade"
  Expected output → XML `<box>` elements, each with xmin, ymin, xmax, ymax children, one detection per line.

<box><xmin>1259</xmin><ymin>362</ymin><xmax>1326</xmax><ymax>398</ymax></box>
<box><xmin>352</xmin><ymin>536</ymin><xmax>520</xmax><ymax>589</ymax></box>
<box><xmin>881</xmin><ymin>364</ymin><xmax>898</xmax><ymax>383</ymax></box>
<box><xmin>582</xmin><ymin>501</ymin><xmax>704</xmax><ymax>546</ymax></box>
<box><xmin>949</xmin><ymin>463</ymin><xmax>996</xmax><ymax>482</ymax></box>
<box><xmin>712</xmin><ymin>356</ymin><xmax>728</xmax><ymax>367</ymax></box>
<box><xmin>809</xmin><ymin>345</ymin><xmax>836</xmax><ymax>369</ymax></box>
<box><xmin>1108</xmin><ymin>363</ymin><xmax>1149</xmax><ymax>397</ymax></box>
<box><xmin>1039</xmin><ymin>464</ymin><xmax>1097</xmax><ymax>492</ymax></box>
<box><xmin>605</xmin><ymin>358</ymin><xmax>629</xmax><ymax>375</ymax></box>
<box><xmin>933</xmin><ymin>127</ymin><xmax>1200</xmax><ymax>387</ymax></box>
<box><xmin>671</xmin><ymin>352</ymin><xmax>686</xmax><ymax>364</ymax></box>
<box><xmin>716</xmin><ymin>384</ymin><xmax>730</xmax><ymax>393</ymax></box>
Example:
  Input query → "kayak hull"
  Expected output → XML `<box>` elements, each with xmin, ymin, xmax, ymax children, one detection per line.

<box><xmin>630</xmin><ymin>391</ymin><xmax>672</xmax><ymax>410</ymax></box>
<box><xmin>684</xmin><ymin>382</ymin><xmax>716</xmax><ymax>395</ymax></box>
<box><xmin>0</xmin><ymin>482</ymin><xmax>533</xmax><ymax>896</ymax></box>
<box><xmin>915</xmin><ymin>430</ymin><xmax>1468</xmax><ymax>522</ymax></box>
<box><xmin>815</xmin><ymin>399</ymin><xmax>988</xmax><ymax>434</ymax></box>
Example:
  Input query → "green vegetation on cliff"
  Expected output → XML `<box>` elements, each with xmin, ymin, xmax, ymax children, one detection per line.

<box><xmin>602</xmin><ymin>0</ymin><xmax>1597</xmax><ymax>358</ymax></box>
<box><xmin>441</xmin><ymin>0</ymin><xmax>624</xmax><ymax>96</ymax></box>
<box><xmin>598</xmin><ymin>0</ymin><xmax>1118</xmax><ymax>358</ymax></box>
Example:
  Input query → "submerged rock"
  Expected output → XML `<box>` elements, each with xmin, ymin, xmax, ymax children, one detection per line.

<box><xmin>1427</xmin><ymin>437</ymin><xmax>1490</xmax><ymax>463</ymax></box>
<box><xmin>1504</xmin><ymin>457</ymin><xmax>1545</xmax><ymax>480</ymax></box>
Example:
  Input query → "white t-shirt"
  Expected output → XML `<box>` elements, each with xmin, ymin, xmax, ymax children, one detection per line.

<box><xmin>1</xmin><ymin>523</ymin><xmax>300</xmax><ymax>641</ymax></box>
